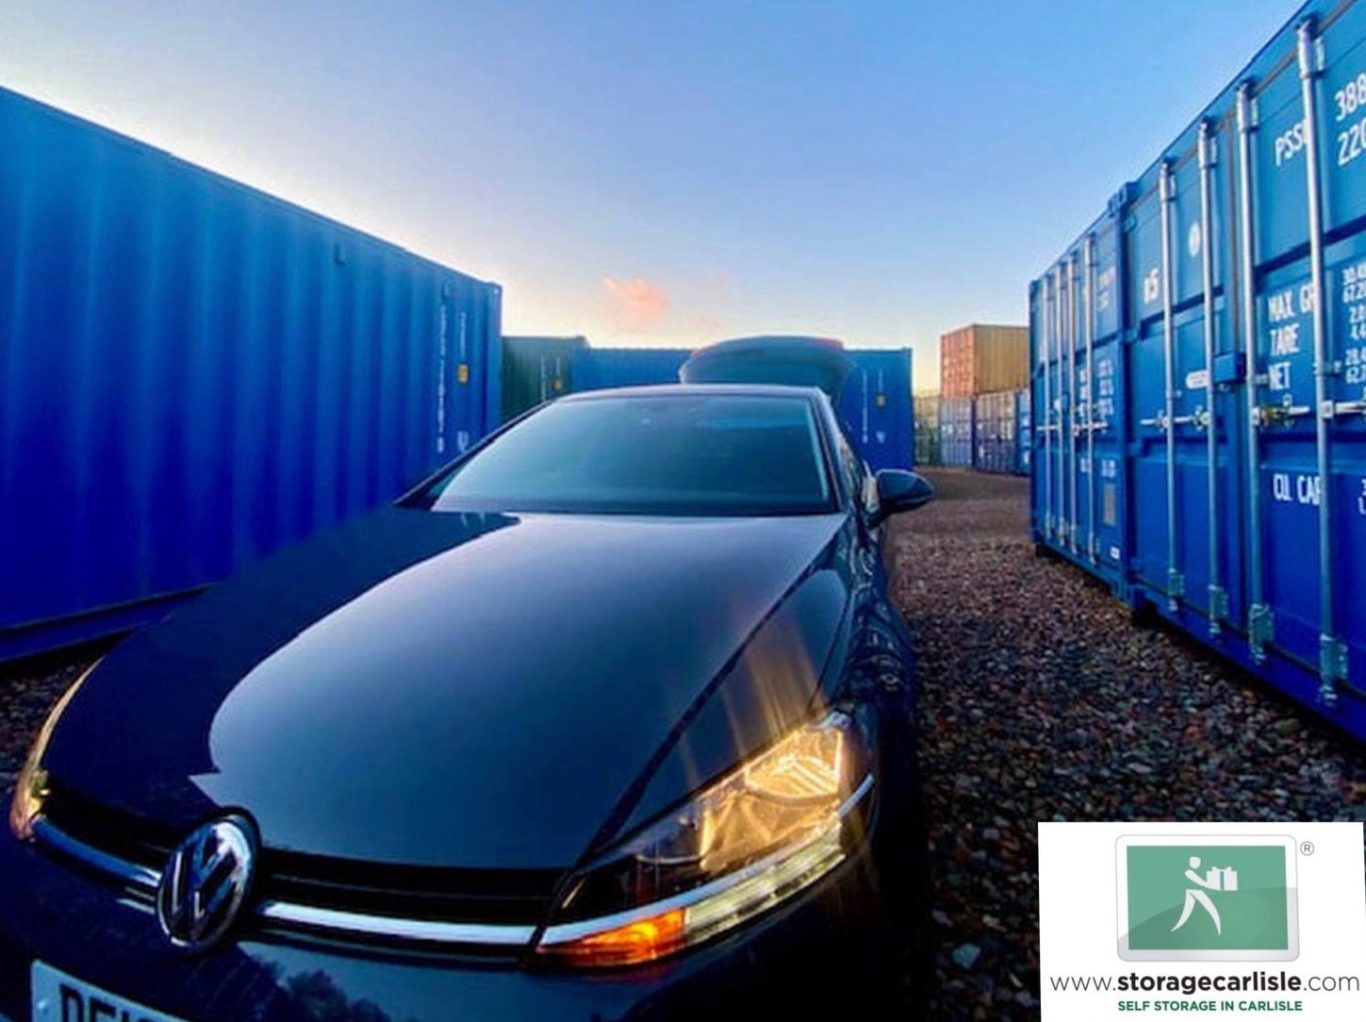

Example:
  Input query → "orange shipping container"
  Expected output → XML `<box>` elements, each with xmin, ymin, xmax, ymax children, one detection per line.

<box><xmin>938</xmin><ymin>324</ymin><xmax>1028</xmax><ymax>397</ymax></box>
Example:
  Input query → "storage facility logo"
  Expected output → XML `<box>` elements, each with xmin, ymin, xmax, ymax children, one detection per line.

<box><xmin>1116</xmin><ymin>836</ymin><xmax>1297</xmax><ymax>961</ymax></box>
<box><xmin>1039</xmin><ymin>823</ymin><xmax>1365</xmax><ymax>1022</ymax></box>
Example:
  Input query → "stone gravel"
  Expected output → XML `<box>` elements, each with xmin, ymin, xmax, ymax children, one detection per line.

<box><xmin>890</xmin><ymin>468</ymin><xmax>1366</xmax><ymax>1021</ymax></box>
<box><xmin>0</xmin><ymin>654</ymin><xmax>96</xmax><ymax>794</ymax></box>
<box><xmin>1</xmin><ymin>471</ymin><xmax>1363</xmax><ymax>1022</ymax></box>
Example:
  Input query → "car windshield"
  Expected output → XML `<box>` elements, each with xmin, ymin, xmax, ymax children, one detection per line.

<box><xmin>412</xmin><ymin>392</ymin><xmax>834</xmax><ymax>515</ymax></box>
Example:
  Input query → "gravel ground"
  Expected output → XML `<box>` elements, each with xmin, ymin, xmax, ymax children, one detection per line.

<box><xmin>0</xmin><ymin>653</ymin><xmax>97</xmax><ymax>794</ymax></box>
<box><xmin>890</xmin><ymin>468</ymin><xmax>1366</xmax><ymax>1021</ymax></box>
<box><xmin>1</xmin><ymin>473</ymin><xmax>1363</xmax><ymax>1022</ymax></box>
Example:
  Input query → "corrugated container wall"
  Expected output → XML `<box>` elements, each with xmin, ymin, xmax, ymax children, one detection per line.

<box><xmin>914</xmin><ymin>394</ymin><xmax>942</xmax><ymax>466</ymax></box>
<box><xmin>1029</xmin><ymin>0</ymin><xmax>1366</xmax><ymax>742</ymax></box>
<box><xmin>939</xmin><ymin>397</ymin><xmax>975</xmax><ymax>467</ymax></box>
<box><xmin>939</xmin><ymin>323</ymin><xmax>1030</xmax><ymax>396</ymax></box>
<box><xmin>570</xmin><ymin>346</ymin><xmax>692</xmax><ymax>392</ymax></box>
<box><xmin>0</xmin><ymin>88</ymin><xmax>503</xmax><ymax>661</ymax></box>
<box><xmin>837</xmin><ymin>349</ymin><xmax>915</xmax><ymax>471</ymax></box>
<box><xmin>501</xmin><ymin>335</ymin><xmax>587</xmax><ymax>419</ymax></box>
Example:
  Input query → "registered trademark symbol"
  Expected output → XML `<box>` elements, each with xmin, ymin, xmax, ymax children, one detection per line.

<box><xmin>1300</xmin><ymin>841</ymin><xmax>1315</xmax><ymax>856</ymax></box>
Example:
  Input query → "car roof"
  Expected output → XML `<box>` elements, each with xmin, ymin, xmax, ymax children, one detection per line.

<box><xmin>559</xmin><ymin>382</ymin><xmax>825</xmax><ymax>401</ymax></box>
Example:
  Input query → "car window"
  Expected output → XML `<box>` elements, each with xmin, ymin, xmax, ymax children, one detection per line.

<box><xmin>411</xmin><ymin>393</ymin><xmax>836</xmax><ymax>516</ymax></box>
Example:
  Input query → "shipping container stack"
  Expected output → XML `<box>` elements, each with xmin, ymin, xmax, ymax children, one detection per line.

<box><xmin>937</xmin><ymin>324</ymin><xmax>1029</xmax><ymax>470</ymax></box>
<box><xmin>1029</xmin><ymin>0</ymin><xmax>1366</xmax><ymax>742</ymax></box>
<box><xmin>939</xmin><ymin>324</ymin><xmax>1029</xmax><ymax>397</ymax></box>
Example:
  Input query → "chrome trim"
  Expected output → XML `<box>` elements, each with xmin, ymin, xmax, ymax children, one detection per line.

<box><xmin>539</xmin><ymin>771</ymin><xmax>874</xmax><ymax>946</ymax></box>
<box><xmin>256</xmin><ymin>900</ymin><xmax>536</xmax><ymax>946</ymax></box>
<box><xmin>32</xmin><ymin>817</ymin><xmax>160</xmax><ymax>892</ymax></box>
<box><xmin>32</xmin><ymin>770</ymin><xmax>875</xmax><ymax>952</ymax></box>
<box><xmin>157</xmin><ymin>813</ymin><xmax>258</xmax><ymax>951</ymax></box>
<box><xmin>838</xmin><ymin>770</ymin><xmax>876</xmax><ymax>816</ymax></box>
<box><xmin>32</xmin><ymin>817</ymin><xmax>536</xmax><ymax>947</ymax></box>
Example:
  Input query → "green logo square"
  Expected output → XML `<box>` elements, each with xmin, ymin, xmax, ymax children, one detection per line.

<box><xmin>1116</xmin><ymin>837</ymin><xmax>1298</xmax><ymax>961</ymax></box>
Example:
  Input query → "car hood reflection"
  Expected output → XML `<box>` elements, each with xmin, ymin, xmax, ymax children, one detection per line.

<box><xmin>45</xmin><ymin>508</ymin><xmax>847</xmax><ymax>869</ymax></box>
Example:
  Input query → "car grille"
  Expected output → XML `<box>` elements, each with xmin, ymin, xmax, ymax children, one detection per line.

<box><xmin>36</xmin><ymin>783</ymin><xmax>560</xmax><ymax>951</ymax></box>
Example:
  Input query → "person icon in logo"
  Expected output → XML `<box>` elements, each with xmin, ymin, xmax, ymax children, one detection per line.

<box><xmin>1171</xmin><ymin>856</ymin><xmax>1238</xmax><ymax>935</ymax></box>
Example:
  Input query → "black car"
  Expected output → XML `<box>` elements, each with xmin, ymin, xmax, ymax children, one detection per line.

<box><xmin>3</xmin><ymin>383</ymin><xmax>932</xmax><ymax>1020</ymax></box>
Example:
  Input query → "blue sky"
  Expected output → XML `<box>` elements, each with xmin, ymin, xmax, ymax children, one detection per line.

<box><xmin>1</xmin><ymin>0</ymin><xmax>1297</xmax><ymax>386</ymax></box>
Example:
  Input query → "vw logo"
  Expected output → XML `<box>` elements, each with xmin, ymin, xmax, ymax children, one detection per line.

<box><xmin>155</xmin><ymin>813</ymin><xmax>258</xmax><ymax>951</ymax></box>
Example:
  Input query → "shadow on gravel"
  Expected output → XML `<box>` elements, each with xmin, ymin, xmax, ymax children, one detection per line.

<box><xmin>891</xmin><ymin>468</ymin><xmax>1366</xmax><ymax>1021</ymax></box>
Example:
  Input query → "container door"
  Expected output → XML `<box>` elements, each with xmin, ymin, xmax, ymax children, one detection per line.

<box><xmin>1248</xmin><ymin>10</ymin><xmax>1366</xmax><ymax>711</ymax></box>
<box><xmin>1147</xmin><ymin>125</ymin><xmax>1241</xmax><ymax>639</ymax></box>
<box><xmin>1086</xmin><ymin>220</ymin><xmax>1126</xmax><ymax>576</ymax></box>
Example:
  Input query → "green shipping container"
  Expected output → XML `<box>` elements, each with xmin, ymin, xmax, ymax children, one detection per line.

<box><xmin>501</xmin><ymin>336</ymin><xmax>588</xmax><ymax>420</ymax></box>
<box><xmin>914</xmin><ymin>394</ymin><xmax>942</xmax><ymax>466</ymax></box>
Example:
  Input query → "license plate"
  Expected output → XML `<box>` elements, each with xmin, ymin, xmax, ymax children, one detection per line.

<box><xmin>30</xmin><ymin>962</ymin><xmax>186</xmax><ymax>1022</ymax></box>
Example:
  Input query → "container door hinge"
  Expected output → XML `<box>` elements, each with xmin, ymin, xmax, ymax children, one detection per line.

<box><xmin>1207</xmin><ymin>586</ymin><xmax>1228</xmax><ymax>636</ymax></box>
<box><xmin>1319</xmin><ymin>636</ymin><xmax>1347</xmax><ymax>707</ymax></box>
<box><xmin>1248</xmin><ymin>604</ymin><xmax>1274</xmax><ymax>661</ymax></box>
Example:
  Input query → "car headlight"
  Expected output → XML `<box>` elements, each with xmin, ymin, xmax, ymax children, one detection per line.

<box><xmin>535</xmin><ymin>711</ymin><xmax>873</xmax><ymax>968</ymax></box>
<box><xmin>8</xmin><ymin>663</ymin><xmax>96</xmax><ymax>841</ymax></box>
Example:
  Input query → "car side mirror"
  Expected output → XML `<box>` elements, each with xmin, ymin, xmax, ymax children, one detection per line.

<box><xmin>870</xmin><ymin>469</ymin><xmax>934</xmax><ymax>526</ymax></box>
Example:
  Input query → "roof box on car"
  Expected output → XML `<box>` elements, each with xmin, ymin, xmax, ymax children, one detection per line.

<box><xmin>679</xmin><ymin>335</ymin><xmax>852</xmax><ymax>400</ymax></box>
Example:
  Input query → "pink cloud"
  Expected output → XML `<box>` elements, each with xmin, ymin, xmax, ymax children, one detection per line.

<box><xmin>601</xmin><ymin>276</ymin><xmax>669</xmax><ymax>331</ymax></box>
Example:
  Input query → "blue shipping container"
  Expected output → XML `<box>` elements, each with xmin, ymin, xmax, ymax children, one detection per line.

<box><xmin>972</xmin><ymin>390</ymin><xmax>1020</xmax><ymax>474</ymax></box>
<box><xmin>0</xmin><ymin>88</ymin><xmax>503</xmax><ymax>661</ymax></box>
<box><xmin>570</xmin><ymin>346</ymin><xmax>692</xmax><ymax>391</ymax></box>
<box><xmin>1030</xmin><ymin>0</ymin><xmax>1366</xmax><ymax>741</ymax></box>
<box><xmin>837</xmin><ymin>348</ymin><xmax>915</xmax><ymax>471</ymax></box>
<box><xmin>1016</xmin><ymin>387</ymin><xmax>1032</xmax><ymax>475</ymax></box>
<box><xmin>560</xmin><ymin>343</ymin><xmax>917</xmax><ymax>471</ymax></box>
<box><xmin>939</xmin><ymin>397</ymin><xmax>975</xmax><ymax>467</ymax></box>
